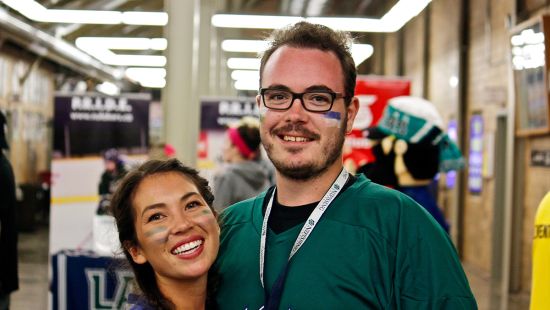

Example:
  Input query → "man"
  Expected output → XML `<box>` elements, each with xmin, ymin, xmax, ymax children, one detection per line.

<box><xmin>0</xmin><ymin>111</ymin><xmax>18</xmax><ymax>310</ymax></box>
<box><xmin>215</xmin><ymin>22</ymin><xmax>476</xmax><ymax>309</ymax></box>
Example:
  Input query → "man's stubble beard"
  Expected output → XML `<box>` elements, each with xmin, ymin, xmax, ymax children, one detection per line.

<box><xmin>262</xmin><ymin>114</ymin><xmax>348</xmax><ymax>181</ymax></box>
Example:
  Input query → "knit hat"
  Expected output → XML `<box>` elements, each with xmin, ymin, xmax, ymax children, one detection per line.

<box><xmin>374</xmin><ymin>96</ymin><xmax>464</xmax><ymax>172</ymax></box>
<box><xmin>103</xmin><ymin>148</ymin><xmax>121</xmax><ymax>164</ymax></box>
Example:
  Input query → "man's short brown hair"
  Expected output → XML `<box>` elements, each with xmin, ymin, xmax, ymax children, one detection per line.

<box><xmin>259</xmin><ymin>21</ymin><xmax>357</xmax><ymax>105</ymax></box>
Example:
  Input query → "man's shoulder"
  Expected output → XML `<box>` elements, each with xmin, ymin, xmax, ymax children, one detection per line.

<box><xmin>336</xmin><ymin>175</ymin><xmax>438</xmax><ymax>232</ymax></box>
<box><xmin>345</xmin><ymin>175</ymin><xmax>416</xmax><ymax>209</ymax></box>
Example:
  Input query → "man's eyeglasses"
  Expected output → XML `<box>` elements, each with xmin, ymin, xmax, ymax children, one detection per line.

<box><xmin>260</xmin><ymin>88</ymin><xmax>345</xmax><ymax>112</ymax></box>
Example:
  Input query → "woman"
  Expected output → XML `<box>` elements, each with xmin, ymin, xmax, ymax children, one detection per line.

<box><xmin>110</xmin><ymin>158</ymin><xmax>219</xmax><ymax>309</ymax></box>
<box><xmin>212</xmin><ymin>117</ymin><xmax>273</xmax><ymax>211</ymax></box>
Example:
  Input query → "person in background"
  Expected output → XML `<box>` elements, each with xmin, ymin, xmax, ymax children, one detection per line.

<box><xmin>0</xmin><ymin>111</ymin><xmax>18</xmax><ymax>310</ymax></box>
<box><xmin>214</xmin><ymin>21</ymin><xmax>476</xmax><ymax>309</ymax></box>
<box><xmin>97</xmin><ymin>148</ymin><xmax>127</xmax><ymax>215</ymax></box>
<box><xmin>212</xmin><ymin>117</ymin><xmax>271</xmax><ymax>211</ymax></box>
<box><xmin>148</xmin><ymin>143</ymin><xmax>177</xmax><ymax>160</ymax></box>
<box><xmin>530</xmin><ymin>191</ymin><xmax>550</xmax><ymax>310</ymax></box>
<box><xmin>110</xmin><ymin>159</ymin><xmax>220</xmax><ymax>309</ymax></box>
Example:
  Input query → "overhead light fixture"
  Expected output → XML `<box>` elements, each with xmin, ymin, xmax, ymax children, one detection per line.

<box><xmin>96</xmin><ymin>81</ymin><xmax>120</xmax><ymax>96</ymax></box>
<box><xmin>234</xmin><ymin>79</ymin><xmax>259</xmax><ymax>91</ymax></box>
<box><xmin>227</xmin><ymin>58</ymin><xmax>260</xmax><ymax>70</ymax></box>
<box><xmin>76</xmin><ymin>37</ymin><xmax>167</xmax><ymax>67</ymax></box>
<box><xmin>221</xmin><ymin>40</ymin><xmax>268</xmax><ymax>53</ymax></box>
<box><xmin>122</xmin><ymin>12</ymin><xmax>168</xmax><ymax>26</ymax></box>
<box><xmin>76</xmin><ymin>37</ymin><xmax>167</xmax><ymax>51</ymax></box>
<box><xmin>212</xmin><ymin>0</ymin><xmax>431</xmax><ymax>33</ymax></box>
<box><xmin>222</xmin><ymin>40</ymin><xmax>373</xmax><ymax>66</ymax></box>
<box><xmin>126</xmin><ymin>67</ymin><xmax>166</xmax><ymax>81</ymax></box>
<box><xmin>0</xmin><ymin>0</ymin><xmax>168</xmax><ymax>26</ymax></box>
<box><xmin>139</xmin><ymin>78</ymin><xmax>166</xmax><ymax>88</ymax></box>
<box><xmin>350</xmin><ymin>44</ymin><xmax>374</xmax><ymax>66</ymax></box>
<box><xmin>212</xmin><ymin>15</ymin><xmax>303</xmax><ymax>30</ymax></box>
<box><xmin>231</xmin><ymin>70</ymin><xmax>259</xmax><ymax>81</ymax></box>
<box><xmin>380</xmin><ymin>0</ymin><xmax>431</xmax><ymax>32</ymax></box>
<box><xmin>125</xmin><ymin>67</ymin><xmax>166</xmax><ymax>89</ymax></box>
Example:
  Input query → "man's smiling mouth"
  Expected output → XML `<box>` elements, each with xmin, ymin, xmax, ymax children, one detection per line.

<box><xmin>282</xmin><ymin>135</ymin><xmax>311</xmax><ymax>142</ymax></box>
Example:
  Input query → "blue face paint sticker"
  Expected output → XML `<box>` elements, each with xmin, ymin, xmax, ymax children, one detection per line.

<box><xmin>323</xmin><ymin>111</ymin><xmax>341</xmax><ymax>128</ymax></box>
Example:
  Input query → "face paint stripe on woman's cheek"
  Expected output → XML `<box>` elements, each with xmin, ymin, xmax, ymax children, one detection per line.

<box><xmin>189</xmin><ymin>209</ymin><xmax>211</xmax><ymax>219</ymax></box>
<box><xmin>144</xmin><ymin>226</ymin><xmax>169</xmax><ymax>244</ymax></box>
<box><xmin>323</xmin><ymin>111</ymin><xmax>341</xmax><ymax>128</ymax></box>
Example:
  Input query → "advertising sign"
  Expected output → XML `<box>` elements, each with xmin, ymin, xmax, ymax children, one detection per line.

<box><xmin>468</xmin><ymin>114</ymin><xmax>484</xmax><ymax>194</ymax></box>
<box><xmin>344</xmin><ymin>76</ymin><xmax>411</xmax><ymax>171</ymax></box>
<box><xmin>53</xmin><ymin>93</ymin><xmax>150</xmax><ymax>156</ymax></box>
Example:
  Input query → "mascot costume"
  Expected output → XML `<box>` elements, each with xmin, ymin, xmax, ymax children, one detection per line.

<box><xmin>360</xmin><ymin>96</ymin><xmax>464</xmax><ymax>232</ymax></box>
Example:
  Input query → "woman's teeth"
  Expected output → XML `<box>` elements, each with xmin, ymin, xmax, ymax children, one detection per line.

<box><xmin>172</xmin><ymin>240</ymin><xmax>203</xmax><ymax>255</ymax></box>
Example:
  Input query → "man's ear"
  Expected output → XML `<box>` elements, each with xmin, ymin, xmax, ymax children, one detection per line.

<box><xmin>256</xmin><ymin>94</ymin><xmax>262</xmax><ymax>108</ymax></box>
<box><xmin>126</xmin><ymin>242</ymin><xmax>147</xmax><ymax>264</ymax></box>
<box><xmin>345</xmin><ymin>97</ymin><xmax>360</xmax><ymax>134</ymax></box>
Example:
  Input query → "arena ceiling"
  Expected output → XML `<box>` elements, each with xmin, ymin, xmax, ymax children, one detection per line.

<box><xmin>0</xmin><ymin>0</ymin><xmax>401</xmax><ymax>90</ymax></box>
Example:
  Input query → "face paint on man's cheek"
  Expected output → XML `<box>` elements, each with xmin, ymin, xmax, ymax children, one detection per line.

<box><xmin>144</xmin><ymin>226</ymin><xmax>169</xmax><ymax>244</ymax></box>
<box><xmin>323</xmin><ymin>111</ymin><xmax>341</xmax><ymax>128</ymax></box>
<box><xmin>258</xmin><ymin>105</ymin><xmax>269</xmax><ymax>122</ymax></box>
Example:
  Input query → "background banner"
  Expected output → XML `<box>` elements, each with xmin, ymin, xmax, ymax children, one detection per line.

<box><xmin>53</xmin><ymin>93</ymin><xmax>150</xmax><ymax>157</ymax></box>
<box><xmin>344</xmin><ymin>76</ymin><xmax>411</xmax><ymax>172</ymax></box>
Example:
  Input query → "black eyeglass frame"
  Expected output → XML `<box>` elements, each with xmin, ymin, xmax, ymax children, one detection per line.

<box><xmin>259</xmin><ymin>88</ymin><xmax>347</xmax><ymax>113</ymax></box>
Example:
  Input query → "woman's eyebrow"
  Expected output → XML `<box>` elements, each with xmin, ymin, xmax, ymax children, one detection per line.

<box><xmin>140</xmin><ymin>192</ymin><xmax>202</xmax><ymax>217</ymax></box>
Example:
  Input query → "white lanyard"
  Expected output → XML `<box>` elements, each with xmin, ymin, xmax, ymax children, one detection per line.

<box><xmin>259</xmin><ymin>168</ymin><xmax>349</xmax><ymax>288</ymax></box>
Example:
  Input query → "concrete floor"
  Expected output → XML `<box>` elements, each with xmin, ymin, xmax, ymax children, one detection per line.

<box><xmin>11</xmin><ymin>225</ymin><xmax>49</xmax><ymax>310</ymax></box>
<box><xmin>9</xmin><ymin>224</ymin><xmax>531</xmax><ymax>310</ymax></box>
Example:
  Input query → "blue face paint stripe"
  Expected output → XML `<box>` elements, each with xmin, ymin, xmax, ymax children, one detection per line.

<box><xmin>323</xmin><ymin>111</ymin><xmax>342</xmax><ymax>128</ymax></box>
<box><xmin>324</xmin><ymin>111</ymin><xmax>341</xmax><ymax>120</ymax></box>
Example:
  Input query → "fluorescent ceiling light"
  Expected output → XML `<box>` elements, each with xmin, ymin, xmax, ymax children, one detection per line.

<box><xmin>76</xmin><ymin>37</ymin><xmax>167</xmax><ymax>51</ymax></box>
<box><xmin>231</xmin><ymin>70</ymin><xmax>259</xmax><ymax>81</ymax></box>
<box><xmin>212</xmin><ymin>15</ymin><xmax>303</xmax><ymax>30</ymax></box>
<box><xmin>125</xmin><ymin>67</ymin><xmax>166</xmax><ymax>88</ymax></box>
<box><xmin>40</xmin><ymin>9</ymin><xmax>121</xmax><ymax>24</ymax></box>
<box><xmin>234</xmin><ymin>79</ymin><xmax>259</xmax><ymax>91</ymax></box>
<box><xmin>307</xmin><ymin>17</ymin><xmax>385</xmax><ymax>32</ymax></box>
<box><xmin>227</xmin><ymin>58</ymin><xmax>260</xmax><ymax>70</ymax></box>
<box><xmin>212</xmin><ymin>0</ymin><xmax>431</xmax><ymax>33</ymax></box>
<box><xmin>139</xmin><ymin>78</ymin><xmax>166</xmax><ymax>88</ymax></box>
<box><xmin>0</xmin><ymin>0</ymin><xmax>168</xmax><ymax>26</ymax></box>
<box><xmin>96</xmin><ymin>81</ymin><xmax>120</xmax><ymax>96</ymax></box>
<box><xmin>380</xmin><ymin>0</ymin><xmax>431</xmax><ymax>32</ymax></box>
<box><xmin>126</xmin><ymin>67</ymin><xmax>166</xmax><ymax>80</ymax></box>
<box><xmin>105</xmin><ymin>54</ymin><xmax>166</xmax><ymax>67</ymax></box>
<box><xmin>76</xmin><ymin>37</ymin><xmax>166</xmax><ymax>67</ymax></box>
<box><xmin>350</xmin><ymin>44</ymin><xmax>374</xmax><ymax>66</ymax></box>
<box><xmin>222</xmin><ymin>40</ymin><xmax>372</xmax><ymax>66</ymax></box>
<box><xmin>122</xmin><ymin>12</ymin><xmax>168</xmax><ymax>26</ymax></box>
<box><xmin>222</xmin><ymin>40</ymin><xmax>268</xmax><ymax>53</ymax></box>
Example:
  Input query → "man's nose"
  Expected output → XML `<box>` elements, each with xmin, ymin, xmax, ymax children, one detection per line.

<box><xmin>285</xmin><ymin>96</ymin><xmax>308</xmax><ymax>121</ymax></box>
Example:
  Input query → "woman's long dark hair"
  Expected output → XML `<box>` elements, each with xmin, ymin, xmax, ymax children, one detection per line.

<box><xmin>110</xmin><ymin>158</ymin><xmax>217</xmax><ymax>309</ymax></box>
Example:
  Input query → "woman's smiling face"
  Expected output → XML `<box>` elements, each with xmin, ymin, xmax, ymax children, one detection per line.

<box><xmin>128</xmin><ymin>171</ymin><xmax>220</xmax><ymax>284</ymax></box>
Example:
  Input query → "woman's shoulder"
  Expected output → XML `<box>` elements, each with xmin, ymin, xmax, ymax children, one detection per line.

<box><xmin>125</xmin><ymin>293</ymin><xmax>156</xmax><ymax>310</ymax></box>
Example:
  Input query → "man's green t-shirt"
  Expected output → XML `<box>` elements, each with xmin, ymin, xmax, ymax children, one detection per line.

<box><xmin>215</xmin><ymin>175</ymin><xmax>477</xmax><ymax>309</ymax></box>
